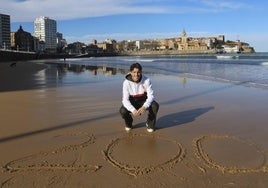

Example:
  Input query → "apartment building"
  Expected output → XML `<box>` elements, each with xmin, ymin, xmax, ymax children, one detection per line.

<box><xmin>0</xmin><ymin>13</ymin><xmax>11</xmax><ymax>49</ymax></box>
<box><xmin>34</xmin><ymin>16</ymin><xmax>57</xmax><ymax>52</ymax></box>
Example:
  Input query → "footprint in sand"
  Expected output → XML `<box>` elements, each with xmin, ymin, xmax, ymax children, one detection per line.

<box><xmin>193</xmin><ymin>135</ymin><xmax>268</xmax><ymax>174</ymax></box>
<box><xmin>103</xmin><ymin>133</ymin><xmax>185</xmax><ymax>177</ymax></box>
<box><xmin>2</xmin><ymin>132</ymin><xmax>100</xmax><ymax>173</ymax></box>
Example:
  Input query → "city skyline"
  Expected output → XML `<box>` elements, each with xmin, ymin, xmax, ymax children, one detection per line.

<box><xmin>1</xmin><ymin>0</ymin><xmax>268</xmax><ymax>52</ymax></box>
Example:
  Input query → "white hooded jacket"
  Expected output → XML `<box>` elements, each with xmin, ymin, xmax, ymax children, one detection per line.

<box><xmin>122</xmin><ymin>74</ymin><xmax>154</xmax><ymax>112</ymax></box>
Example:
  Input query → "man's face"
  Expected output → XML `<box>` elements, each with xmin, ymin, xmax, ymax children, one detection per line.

<box><xmin>130</xmin><ymin>68</ymin><xmax>142</xmax><ymax>82</ymax></box>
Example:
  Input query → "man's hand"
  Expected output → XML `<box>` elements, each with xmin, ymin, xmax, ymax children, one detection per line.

<box><xmin>132</xmin><ymin>110</ymin><xmax>140</xmax><ymax>116</ymax></box>
<box><xmin>132</xmin><ymin>106</ymin><xmax>146</xmax><ymax>116</ymax></box>
<box><xmin>137</xmin><ymin>106</ymin><xmax>146</xmax><ymax>115</ymax></box>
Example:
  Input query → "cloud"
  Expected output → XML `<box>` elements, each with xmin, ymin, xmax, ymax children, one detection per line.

<box><xmin>1</xmin><ymin>0</ymin><xmax>174</xmax><ymax>22</ymax></box>
<box><xmin>1</xmin><ymin>0</ymin><xmax>250</xmax><ymax>22</ymax></box>
<box><xmin>199</xmin><ymin>0</ymin><xmax>249</xmax><ymax>9</ymax></box>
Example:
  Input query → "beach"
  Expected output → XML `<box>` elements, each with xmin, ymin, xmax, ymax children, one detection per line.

<box><xmin>0</xmin><ymin>59</ymin><xmax>268</xmax><ymax>187</ymax></box>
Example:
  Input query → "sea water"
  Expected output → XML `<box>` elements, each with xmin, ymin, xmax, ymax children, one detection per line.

<box><xmin>34</xmin><ymin>52</ymin><xmax>268</xmax><ymax>90</ymax></box>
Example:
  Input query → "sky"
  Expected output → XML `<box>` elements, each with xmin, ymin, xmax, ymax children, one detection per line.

<box><xmin>1</xmin><ymin>0</ymin><xmax>268</xmax><ymax>52</ymax></box>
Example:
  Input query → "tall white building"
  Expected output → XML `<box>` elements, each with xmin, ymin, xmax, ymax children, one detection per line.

<box><xmin>34</xmin><ymin>16</ymin><xmax>57</xmax><ymax>51</ymax></box>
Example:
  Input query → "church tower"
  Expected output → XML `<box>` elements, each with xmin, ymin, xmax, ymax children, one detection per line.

<box><xmin>178</xmin><ymin>29</ymin><xmax>188</xmax><ymax>51</ymax></box>
<box><xmin>181</xmin><ymin>29</ymin><xmax>187</xmax><ymax>44</ymax></box>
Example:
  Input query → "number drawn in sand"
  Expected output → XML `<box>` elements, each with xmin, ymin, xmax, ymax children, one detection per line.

<box><xmin>193</xmin><ymin>135</ymin><xmax>268</xmax><ymax>174</ymax></box>
<box><xmin>103</xmin><ymin>134</ymin><xmax>185</xmax><ymax>177</ymax></box>
<box><xmin>1</xmin><ymin>132</ymin><xmax>101</xmax><ymax>173</ymax></box>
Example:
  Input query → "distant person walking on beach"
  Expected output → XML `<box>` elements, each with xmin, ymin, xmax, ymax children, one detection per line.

<box><xmin>119</xmin><ymin>63</ymin><xmax>159</xmax><ymax>132</ymax></box>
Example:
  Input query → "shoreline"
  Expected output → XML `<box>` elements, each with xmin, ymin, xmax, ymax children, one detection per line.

<box><xmin>1</xmin><ymin>48</ymin><xmax>255</xmax><ymax>63</ymax></box>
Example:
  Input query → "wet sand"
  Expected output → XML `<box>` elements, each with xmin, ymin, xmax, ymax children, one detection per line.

<box><xmin>0</xmin><ymin>61</ymin><xmax>268</xmax><ymax>187</ymax></box>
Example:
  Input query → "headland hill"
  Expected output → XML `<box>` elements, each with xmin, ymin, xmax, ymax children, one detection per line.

<box><xmin>1</xmin><ymin>29</ymin><xmax>255</xmax><ymax>62</ymax></box>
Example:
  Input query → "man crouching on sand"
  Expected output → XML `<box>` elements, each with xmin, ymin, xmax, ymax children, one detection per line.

<box><xmin>119</xmin><ymin>63</ymin><xmax>159</xmax><ymax>132</ymax></box>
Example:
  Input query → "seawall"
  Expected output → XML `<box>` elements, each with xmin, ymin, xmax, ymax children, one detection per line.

<box><xmin>0</xmin><ymin>50</ymin><xmax>118</xmax><ymax>62</ymax></box>
<box><xmin>119</xmin><ymin>49</ymin><xmax>217</xmax><ymax>56</ymax></box>
<box><xmin>0</xmin><ymin>50</ymin><xmax>37</xmax><ymax>62</ymax></box>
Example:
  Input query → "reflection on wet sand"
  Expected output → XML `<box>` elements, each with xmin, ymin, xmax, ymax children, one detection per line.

<box><xmin>31</xmin><ymin>63</ymin><xmax>130</xmax><ymax>91</ymax></box>
<box><xmin>56</xmin><ymin>63</ymin><xmax>128</xmax><ymax>76</ymax></box>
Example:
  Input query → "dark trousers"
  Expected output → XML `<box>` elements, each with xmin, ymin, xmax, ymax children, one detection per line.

<box><xmin>119</xmin><ymin>100</ymin><xmax>159</xmax><ymax>129</ymax></box>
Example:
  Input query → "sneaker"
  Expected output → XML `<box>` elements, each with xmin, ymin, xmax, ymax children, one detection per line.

<box><xmin>125</xmin><ymin>127</ymin><xmax>132</xmax><ymax>132</ymax></box>
<box><xmin>146</xmin><ymin>123</ymin><xmax>154</xmax><ymax>133</ymax></box>
<box><xmin>147</xmin><ymin>128</ymin><xmax>154</xmax><ymax>133</ymax></box>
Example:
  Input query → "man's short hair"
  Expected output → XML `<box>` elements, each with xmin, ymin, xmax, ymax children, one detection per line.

<box><xmin>130</xmin><ymin>63</ymin><xmax>142</xmax><ymax>71</ymax></box>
